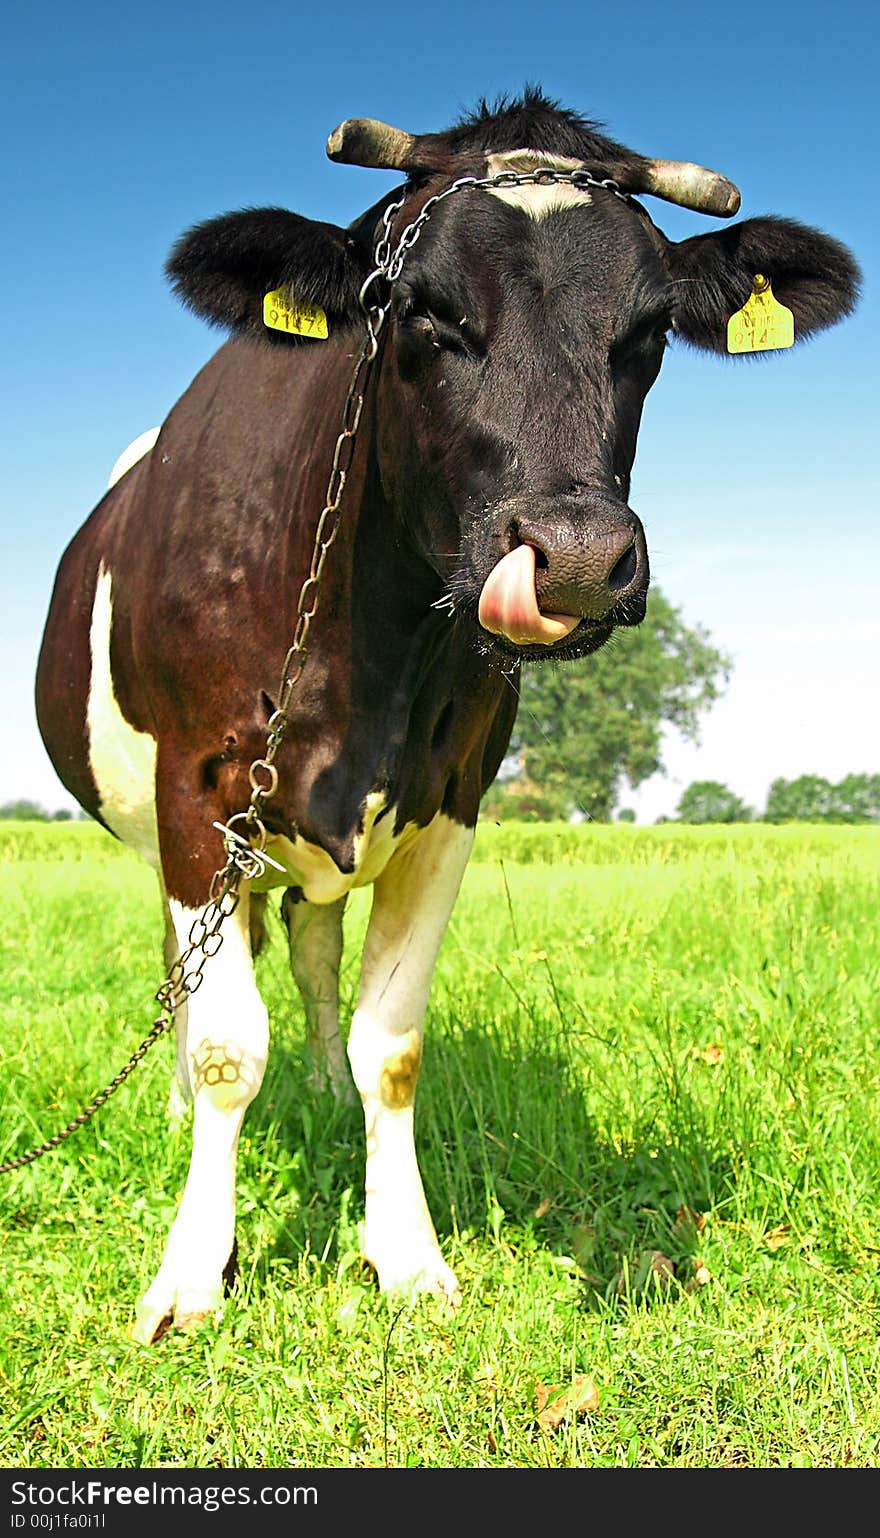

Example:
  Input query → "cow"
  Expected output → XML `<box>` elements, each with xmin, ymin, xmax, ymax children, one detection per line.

<box><xmin>35</xmin><ymin>89</ymin><xmax>858</xmax><ymax>1344</ymax></box>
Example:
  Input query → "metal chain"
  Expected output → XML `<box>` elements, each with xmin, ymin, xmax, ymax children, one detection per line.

<box><xmin>0</xmin><ymin>1020</ymin><xmax>169</xmax><ymax>1172</ymax></box>
<box><xmin>380</xmin><ymin>168</ymin><xmax>628</xmax><ymax>283</ymax></box>
<box><xmin>1</xmin><ymin>166</ymin><xmax>622</xmax><ymax>1176</ymax></box>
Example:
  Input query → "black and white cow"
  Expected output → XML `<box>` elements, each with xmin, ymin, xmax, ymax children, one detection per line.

<box><xmin>35</xmin><ymin>90</ymin><xmax>858</xmax><ymax>1342</ymax></box>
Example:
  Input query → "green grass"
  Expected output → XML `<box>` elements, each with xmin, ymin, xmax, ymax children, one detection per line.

<box><xmin>1</xmin><ymin>819</ymin><xmax>878</xmax><ymax>1468</ymax></box>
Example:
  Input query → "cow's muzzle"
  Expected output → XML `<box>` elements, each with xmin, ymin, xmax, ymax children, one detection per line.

<box><xmin>478</xmin><ymin>498</ymin><xmax>648</xmax><ymax>648</ymax></box>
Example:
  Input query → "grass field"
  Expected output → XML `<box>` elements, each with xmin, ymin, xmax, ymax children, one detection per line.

<box><xmin>1</xmin><ymin>818</ymin><xmax>878</xmax><ymax>1469</ymax></box>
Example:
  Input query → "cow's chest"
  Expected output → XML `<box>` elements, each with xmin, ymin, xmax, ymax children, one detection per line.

<box><xmin>86</xmin><ymin>564</ymin><xmax>429</xmax><ymax>901</ymax></box>
<box><xmin>254</xmin><ymin>793</ymin><xmax>421</xmax><ymax>902</ymax></box>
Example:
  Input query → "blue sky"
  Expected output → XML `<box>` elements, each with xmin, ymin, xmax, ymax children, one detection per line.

<box><xmin>1</xmin><ymin>0</ymin><xmax>877</xmax><ymax>821</ymax></box>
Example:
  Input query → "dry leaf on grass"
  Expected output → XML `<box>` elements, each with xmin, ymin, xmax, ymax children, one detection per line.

<box><xmin>684</xmin><ymin>1257</ymin><xmax>712</xmax><ymax>1292</ymax></box>
<box><xmin>673</xmin><ymin>1204</ymin><xmax>706</xmax><ymax>1240</ymax></box>
<box><xmin>616</xmin><ymin>1249</ymin><xmax>676</xmax><ymax>1295</ymax></box>
<box><xmin>639</xmin><ymin>1249</ymin><xmax>675</xmax><ymax>1286</ymax></box>
<box><xmin>535</xmin><ymin>1374</ymin><xmax>599</xmax><ymax>1432</ymax></box>
<box><xmin>690</xmin><ymin>1041</ymin><xmax>724</xmax><ymax>1064</ymax></box>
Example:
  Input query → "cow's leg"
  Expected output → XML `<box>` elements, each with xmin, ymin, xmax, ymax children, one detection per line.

<box><xmin>347</xmin><ymin>815</ymin><xmax>474</xmax><ymax>1302</ymax></box>
<box><xmin>160</xmin><ymin>889</ymin><xmax>269</xmax><ymax>1129</ymax></box>
<box><xmin>132</xmin><ymin>883</ymin><xmax>269</xmax><ymax>1344</ymax></box>
<box><xmin>161</xmin><ymin>895</ymin><xmax>192</xmax><ymax>1124</ymax></box>
<box><xmin>281</xmin><ymin>889</ymin><xmax>352</xmax><ymax>1100</ymax></box>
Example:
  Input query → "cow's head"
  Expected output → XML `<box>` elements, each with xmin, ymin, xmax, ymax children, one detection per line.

<box><xmin>167</xmin><ymin>91</ymin><xmax>858</xmax><ymax>663</ymax></box>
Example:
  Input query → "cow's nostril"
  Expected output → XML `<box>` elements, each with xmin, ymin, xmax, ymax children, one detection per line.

<box><xmin>532</xmin><ymin>544</ymin><xmax>549</xmax><ymax>570</ymax></box>
<box><xmin>608</xmin><ymin>542</ymin><xmax>637</xmax><ymax>592</ymax></box>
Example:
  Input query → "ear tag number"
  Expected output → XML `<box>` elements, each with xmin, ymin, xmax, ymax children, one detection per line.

<box><xmin>263</xmin><ymin>288</ymin><xmax>329</xmax><ymax>339</ymax></box>
<box><xmin>727</xmin><ymin>275</ymin><xmax>794</xmax><ymax>353</ymax></box>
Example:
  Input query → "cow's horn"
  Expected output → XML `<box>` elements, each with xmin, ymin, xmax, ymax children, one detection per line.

<box><xmin>326</xmin><ymin>117</ymin><xmax>418</xmax><ymax>170</ymax></box>
<box><xmin>623</xmin><ymin>158</ymin><xmax>741</xmax><ymax>217</ymax></box>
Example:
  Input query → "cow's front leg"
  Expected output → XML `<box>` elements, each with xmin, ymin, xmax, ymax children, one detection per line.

<box><xmin>347</xmin><ymin>815</ymin><xmax>474</xmax><ymax>1303</ymax></box>
<box><xmin>282</xmin><ymin>889</ymin><xmax>353</xmax><ymax>1100</ymax></box>
<box><xmin>132</xmin><ymin>886</ymin><xmax>269</xmax><ymax>1344</ymax></box>
<box><xmin>160</xmin><ymin>894</ymin><xmax>192</xmax><ymax>1125</ymax></box>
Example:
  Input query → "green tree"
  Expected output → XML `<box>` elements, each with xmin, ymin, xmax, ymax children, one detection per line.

<box><xmin>0</xmin><ymin>799</ymin><xmax>50</xmax><ymax>821</ymax></box>
<box><xmin>764</xmin><ymin>772</ymin><xmax>880</xmax><ymax>823</ymax></box>
<box><xmin>833</xmin><ymin>773</ymin><xmax>880</xmax><ymax>822</ymax></box>
<box><xmin>765</xmin><ymin>775</ymin><xmax>836</xmax><ymax>822</ymax></box>
<box><xmin>676</xmin><ymin>780</ymin><xmax>752</xmax><ymax>823</ymax></box>
<box><xmin>496</xmin><ymin>589</ymin><xmax>729</xmax><ymax>822</ymax></box>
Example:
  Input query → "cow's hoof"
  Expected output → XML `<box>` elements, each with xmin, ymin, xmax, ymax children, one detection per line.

<box><xmin>130</xmin><ymin>1277</ymin><xmax>226</xmax><ymax>1345</ymax></box>
<box><xmin>172</xmin><ymin>1307</ymin><xmax>214</xmax><ymax>1334</ymax></box>
<box><xmin>130</xmin><ymin>1296</ymin><xmax>220</xmax><ymax>1344</ymax></box>
<box><xmin>371</xmin><ymin>1251</ymin><xmax>461</xmax><ymax>1308</ymax></box>
<box><xmin>130</xmin><ymin>1304</ymin><xmax>174</xmax><ymax>1346</ymax></box>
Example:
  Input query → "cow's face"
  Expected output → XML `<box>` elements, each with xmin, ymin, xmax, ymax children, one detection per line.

<box><xmin>166</xmin><ymin>144</ymin><xmax>858</xmax><ymax>665</ymax></box>
<box><xmin>373</xmin><ymin>165</ymin><xmax>674</xmax><ymax>661</ymax></box>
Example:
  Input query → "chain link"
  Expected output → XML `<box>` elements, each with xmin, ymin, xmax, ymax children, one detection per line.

<box><xmin>2</xmin><ymin>166</ymin><xmax>622</xmax><ymax>1176</ymax></box>
<box><xmin>0</xmin><ymin>1018</ymin><xmax>170</xmax><ymax>1173</ymax></box>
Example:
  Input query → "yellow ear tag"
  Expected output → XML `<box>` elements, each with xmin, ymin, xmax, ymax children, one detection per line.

<box><xmin>263</xmin><ymin>288</ymin><xmax>328</xmax><ymax>339</ymax></box>
<box><xmin>727</xmin><ymin>274</ymin><xmax>794</xmax><ymax>353</ymax></box>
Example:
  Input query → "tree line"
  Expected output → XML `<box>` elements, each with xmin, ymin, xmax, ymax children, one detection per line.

<box><xmin>670</xmin><ymin>774</ymin><xmax>879</xmax><ymax>825</ymax></box>
<box><xmin>0</xmin><ymin>799</ymin><xmax>77</xmax><ymax>821</ymax></box>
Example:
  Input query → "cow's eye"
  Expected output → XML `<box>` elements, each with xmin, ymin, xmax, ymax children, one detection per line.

<box><xmin>397</xmin><ymin>302</ymin><xmax>443</xmax><ymax>352</ymax></box>
<box><xmin>397</xmin><ymin>300</ymin><xmax>483</xmax><ymax>361</ymax></box>
<box><xmin>611</xmin><ymin>319</ymin><xmax>670</xmax><ymax>368</ymax></box>
<box><xmin>407</xmin><ymin>312</ymin><xmax>442</xmax><ymax>349</ymax></box>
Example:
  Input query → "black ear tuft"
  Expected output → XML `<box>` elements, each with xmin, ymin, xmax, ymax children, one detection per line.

<box><xmin>666</xmin><ymin>216</ymin><xmax>860</xmax><ymax>355</ymax></box>
<box><xmin>165</xmin><ymin>207</ymin><xmax>371</xmax><ymax>339</ymax></box>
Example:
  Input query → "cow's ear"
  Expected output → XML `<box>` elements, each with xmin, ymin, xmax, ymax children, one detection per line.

<box><xmin>665</xmin><ymin>216</ymin><xmax>860</xmax><ymax>355</ymax></box>
<box><xmin>165</xmin><ymin>208</ymin><xmax>371</xmax><ymax>339</ymax></box>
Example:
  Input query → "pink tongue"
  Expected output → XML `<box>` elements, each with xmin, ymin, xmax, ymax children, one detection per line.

<box><xmin>478</xmin><ymin>544</ymin><xmax>580</xmax><ymax>646</ymax></box>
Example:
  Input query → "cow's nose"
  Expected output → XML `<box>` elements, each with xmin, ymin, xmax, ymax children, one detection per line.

<box><xmin>512</xmin><ymin>505</ymin><xmax>647</xmax><ymax>622</ymax></box>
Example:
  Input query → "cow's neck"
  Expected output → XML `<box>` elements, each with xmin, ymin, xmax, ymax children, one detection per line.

<box><xmin>256</xmin><ymin>341</ymin><xmax>512</xmax><ymax>855</ymax></box>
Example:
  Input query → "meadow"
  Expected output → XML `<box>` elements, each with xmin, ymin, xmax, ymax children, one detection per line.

<box><xmin>1</xmin><ymin>818</ymin><xmax>878</xmax><ymax>1469</ymax></box>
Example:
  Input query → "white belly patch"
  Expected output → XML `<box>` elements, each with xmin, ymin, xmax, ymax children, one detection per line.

<box><xmin>87</xmin><ymin>564</ymin><xmax>161</xmax><ymax>868</ymax></box>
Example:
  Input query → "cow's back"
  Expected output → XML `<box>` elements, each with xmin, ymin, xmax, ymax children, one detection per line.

<box><xmin>36</xmin><ymin>456</ymin><xmax>152</xmax><ymax>829</ymax></box>
<box><xmin>35</xmin><ymin>331</ymin><xmax>378</xmax><ymax>860</ymax></box>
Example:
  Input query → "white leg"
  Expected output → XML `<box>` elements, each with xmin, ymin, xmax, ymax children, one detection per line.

<box><xmin>161</xmin><ymin>895</ymin><xmax>192</xmax><ymax>1124</ymax></box>
<box><xmin>132</xmin><ymin>887</ymin><xmax>269</xmax><ymax>1343</ymax></box>
<box><xmin>282</xmin><ymin>890</ymin><xmax>353</xmax><ymax>1100</ymax></box>
<box><xmin>347</xmin><ymin>814</ymin><xmax>474</xmax><ymax>1302</ymax></box>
